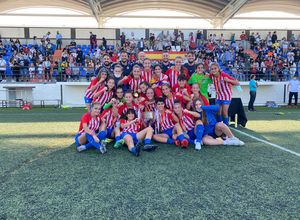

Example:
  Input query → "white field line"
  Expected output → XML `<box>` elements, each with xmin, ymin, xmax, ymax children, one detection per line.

<box><xmin>231</xmin><ymin>127</ymin><xmax>300</xmax><ymax>157</ymax></box>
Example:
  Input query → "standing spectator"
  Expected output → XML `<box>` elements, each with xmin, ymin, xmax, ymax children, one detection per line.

<box><xmin>43</xmin><ymin>32</ymin><xmax>51</xmax><ymax>41</ymax></box>
<box><xmin>120</xmin><ymin>32</ymin><xmax>126</xmax><ymax>47</ymax></box>
<box><xmin>11</xmin><ymin>60</ymin><xmax>20</xmax><ymax>82</ymax></box>
<box><xmin>89</xmin><ymin>32</ymin><xmax>97</xmax><ymax>50</ymax></box>
<box><xmin>265</xmin><ymin>57</ymin><xmax>273</xmax><ymax>81</ymax></box>
<box><xmin>76</xmin><ymin>48</ymin><xmax>83</xmax><ymax>65</ymax></box>
<box><xmin>196</xmin><ymin>30</ymin><xmax>202</xmax><ymax>47</ymax></box>
<box><xmin>137</xmin><ymin>38</ymin><xmax>145</xmax><ymax>51</ymax></box>
<box><xmin>102</xmin><ymin>37</ymin><xmax>107</xmax><ymax>50</ymax></box>
<box><xmin>0</xmin><ymin>55</ymin><xmax>6</xmax><ymax>82</ymax></box>
<box><xmin>32</xmin><ymin>36</ymin><xmax>39</xmax><ymax>50</ymax></box>
<box><xmin>189</xmin><ymin>32</ymin><xmax>196</xmax><ymax>50</ymax></box>
<box><xmin>287</xmin><ymin>75</ymin><xmax>299</xmax><ymax>106</ymax></box>
<box><xmin>248</xmin><ymin>74</ymin><xmax>258</xmax><ymax>111</ymax></box>
<box><xmin>43</xmin><ymin>56</ymin><xmax>51</xmax><ymax>82</ymax></box>
<box><xmin>149</xmin><ymin>33</ymin><xmax>155</xmax><ymax>50</ymax></box>
<box><xmin>240</xmin><ymin>31</ymin><xmax>247</xmax><ymax>49</ymax></box>
<box><xmin>272</xmin><ymin>31</ymin><xmax>277</xmax><ymax>44</ymax></box>
<box><xmin>56</xmin><ymin>31</ymin><xmax>62</xmax><ymax>50</ymax></box>
<box><xmin>230</xmin><ymin>33</ymin><xmax>235</xmax><ymax>45</ymax></box>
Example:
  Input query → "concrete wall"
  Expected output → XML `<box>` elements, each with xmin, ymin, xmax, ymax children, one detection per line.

<box><xmin>76</xmin><ymin>29</ymin><xmax>116</xmax><ymax>39</ymax></box>
<box><xmin>0</xmin><ymin>27</ymin><xmax>298</xmax><ymax>41</ymax></box>
<box><xmin>0</xmin><ymin>27</ymin><xmax>24</xmax><ymax>38</ymax></box>
<box><xmin>0</xmin><ymin>82</ymin><xmax>292</xmax><ymax>108</ymax></box>
<box><xmin>29</xmin><ymin>28</ymin><xmax>71</xmax><ymax>39</ymax></box>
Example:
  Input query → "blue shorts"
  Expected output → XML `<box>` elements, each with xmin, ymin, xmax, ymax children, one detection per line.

<box><xmin>74</xmin><ymin>133</ymin><xmax>81</xmax><ymax>146</ymax></box>
<box><xmin>121</xmin><ymin>132</ymin><xmax>138</xmax><ymax>145</ymax></box>
<box><xmin>107</xmin><ymin>128</ymin><xmax>114</xmax><ymax>138</ymax></box>
<box><xmin>216</xmin><ymin>99</ymin><xmax>231</xmax><ymax>105</ymax></box>
<box><xmin>203</xmin><ymin>125</ymin><xmax>218</xmax><ymax>138</ymax></box>
<box><xmin>187</xmin><ymin>129</ymin><xmax>196</xmax><ymax>140</ymax></box>
<box><xmin>162</xmin><ymin>127</ymin><xmax>173</xmax><ymax>138</ymax></box>
<box><xmin>84</xmin><ymin>96</ymin><xmax>93</xmax><ymax>104</ymax></box>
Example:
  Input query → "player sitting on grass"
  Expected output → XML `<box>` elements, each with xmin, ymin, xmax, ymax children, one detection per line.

<box><xmin>119</xmin><ymin>109</ymin><xmax>157</xmax><ymax>157</ymax></box>
<box><xmin>74</xmin><ymin>102</ymin><xmax>107</xmax><ymax>154</ymax></box>
<box><xmin>173</xmin><ymin>100</ymin><xmax>205</xmax><ymax>150</ymax></box>
<box><xmin>96</xmin><ymin>98</ymin><xmax>122</xmax><ymax>150</ymax></box>
<box><xmin>193</xmin><ymin>98</ymin><xmax>244</xmax><ymax>146</ymax></box>
<box><xmin>152</xmin><ymin>98</ymin><xmax>179</xmax><ymax>145</ymax></box>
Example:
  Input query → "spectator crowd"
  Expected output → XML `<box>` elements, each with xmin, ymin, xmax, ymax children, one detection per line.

<box><xmin>0</xmin><ymin>30</ymin><xmax>299</xmax><ymax>83</ymax></box>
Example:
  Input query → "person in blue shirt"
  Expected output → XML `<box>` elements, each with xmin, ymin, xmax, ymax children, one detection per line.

<box><xmin>193</xmin><ymin>98</ymin><xmax>244</xmax><ymax>146</ymax></box>
<box><xmin>56</xmin><ymin>31</ymin><xmax>62</xmax><ymax>50</ymax></box>
<box><xmin>248</xmin><ymin>74</ymin><xmax>258</xmax><ymax>111</ymax></box>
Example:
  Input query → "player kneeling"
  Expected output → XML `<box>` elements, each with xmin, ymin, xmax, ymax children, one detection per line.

<box><xmin>119</xmin><ymin>109</ymin><xmax>157</xmax><ymax>157</ymax></box>
<box><xmin>74</xmin><ymin>102</ymin><xmax>107</xmax><ymax>154</ymax></box>
<box><xmin>193</xmin><ymin>98</ymin><xmax>244</xmax><ymax>146</ymax></box>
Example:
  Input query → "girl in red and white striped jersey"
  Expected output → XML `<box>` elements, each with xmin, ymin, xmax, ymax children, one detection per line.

<box><xmin>74</xmin><ymin>102</ymin><xmax>106</xmax><ymax>153</ymax></box>
<box><xmin>151</xmin><ymin>64</ymin><xmax>170</xmax><ymax>97</ymax></box>
<box><xmin>92</xmin><ymin>78</ymin><xmax>115</xmax><ymax>109</ymax></box>
<box><xmin>118</xmin><ymin>90</ymin><xmax>139</xmax><ymax>116</ymax></box>
<box><xmin>138</xmin><ymin>81</ymin><xmax>150</xmax><ymax>101</ymax></box>
<box><xmin>161</xmin><ymin>84</ymin><xmax>184</xmax><ymax>110</ymax></box>
<box><xmin>84</xmin><ymin>69</ymin><xmax>108</xmax><ymax>111</ymax></box>
<box><xmin>172</xmin><ymin>74</ymin><xmax>192</xmax><ymax>107</ymax></box>
<box><xmin>97</xmin><ymin>98</ymin><xmax>122</xmax><ymax>149</ymax></box>
<box><xmin>165</xmin><ymin>56</ymin><xmax>189</xmax><ymax>89</ymax></box>
<box><xmin>186</xmin><ymin>83</ymin><xmax>210</xmax><ymax>110</ymax></box>
<box><xmin>153</xmin><ymin>98</ymin><xmax>180</xmax><ymax>145</ymax></box>
<box><xmin>118</xmin><ymin>65</ymin><xmax>146</xmax><ymax>94</ymax></box>
<box><xmin>173</xmin><ymin>100</ymin><xmax>204</xmax><ymax>150</ymax></box>
<box><xmin>140</xmin><ymin>88</ymin><xmax>157</xmax><ymax>128</ymax></box>
<box><xmin>120</xmin><ymin>109</ymin><xmax>156</xmax><ymax>157</ymax></box>
<box><xmin>141</xmin><ymin>58</ymin><xmax>153</xmax><ymax>83</ymax></box>
<box><xmin>209</xmin><ymin>63</ymin><xmax>239</xmax><ymax>125</ymax></box>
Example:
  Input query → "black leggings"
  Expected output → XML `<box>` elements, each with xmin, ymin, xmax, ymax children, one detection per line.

<box><xmin>288</xmin><ymin>92</ymin><xmax>298</xmax><ymax>105</ymax></box>
<box><xmin>248</xmin><ymin>91</ymin><xmax>256</xmax><ymax>110</ymax></box>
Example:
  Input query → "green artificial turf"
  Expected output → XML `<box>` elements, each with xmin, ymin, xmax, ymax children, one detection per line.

<box><xmin>0</xmin><ymin>107</ymin><xmax>299</xmax><ymax>219</ymax></box>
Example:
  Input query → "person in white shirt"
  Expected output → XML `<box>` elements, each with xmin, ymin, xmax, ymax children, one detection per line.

<box><xmin>287</xmin><ymin>75</ymin><xmax>300</xmax><ymax>105</ymax></box>
<box><xmin>0</xmin><ymin>55</ymin><xmax>6</xmax><ymax>82</ymax></box>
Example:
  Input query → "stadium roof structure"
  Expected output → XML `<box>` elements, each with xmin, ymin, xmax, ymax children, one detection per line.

<box><xmin>0</xmin><ymin>0</ymin><xmax>299</xmax><ymax>28</ymax></box>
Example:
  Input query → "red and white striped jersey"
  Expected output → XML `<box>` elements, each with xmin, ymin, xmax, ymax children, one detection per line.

<box><xmin>180</xmin><ymin>111</ymin><xmax>195</xmax><ymax>132</ymax></box>
<box><xmin>118</xmin><ymin>102</ymin><xmax>139</xmax><ymax>115</ymax></box>
<box><xmin>123</xmin><ymin>75</ymin><xmax>145</xmax><ymax>93</ymax></box>
<box><xmin>92</xmin><ymin>87</ymin><xmax>114</xmax><ymax>107</ymax></box>
<box><xmin>78</xmin><ymin>113</ymin><xmax>101</xmax><ymax>134</ymax></box>
<box><xmin>166</xmin><ymin>67</ymin><xmax>189</xmax><ymax>89</ymax></box>
<box><xmin>164</xmin><ymin>95</ymin><xmax>176</xmax><ymax>110</ymax></box>
<box><xmin>100</xmin><ymin>108</ymin><xmax>117</xmax><ymax>129</ymax></box>
<box><xmin>210</xmin><ymin>72</ymin><xmax>235</xmax><ymax>101</ymax></box>
<box><xmin>84</xmin><ymin>78</ymin><xmax>100</xmax><ymax>98</ymax></box>
<box><xmin>85</xmin><ymin>78</ymin><xmax>106</xmax><ymax>99</ymax></box>
<box><xmin>120</xmin><ymin>119</ymin><xmax>141</xmax><ymax>133</ymax></box>
<box><xmin>159</xmin><ymin>111</ymin><xmax>175</xmax><ymax>131</ymax></box>
<box><xmin>164</xmin><ymin>94</ymin><xmax>184</xmax><ymax>110</ymax></box>
<box><xmin>142</xmin><ymin>69</ymin><xmax>152</xmax><ymax>83</ymax></box>
<box><xmin>140</xmin><ymin>99</ymin><xmax>157</xmax><ymax>112</ymax></box>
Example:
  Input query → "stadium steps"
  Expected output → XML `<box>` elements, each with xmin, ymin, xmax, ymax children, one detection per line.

<box><xmin>53</xmin><ymin>49</ymin><xmax>62</xmax><ymax>61</ymax></box>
